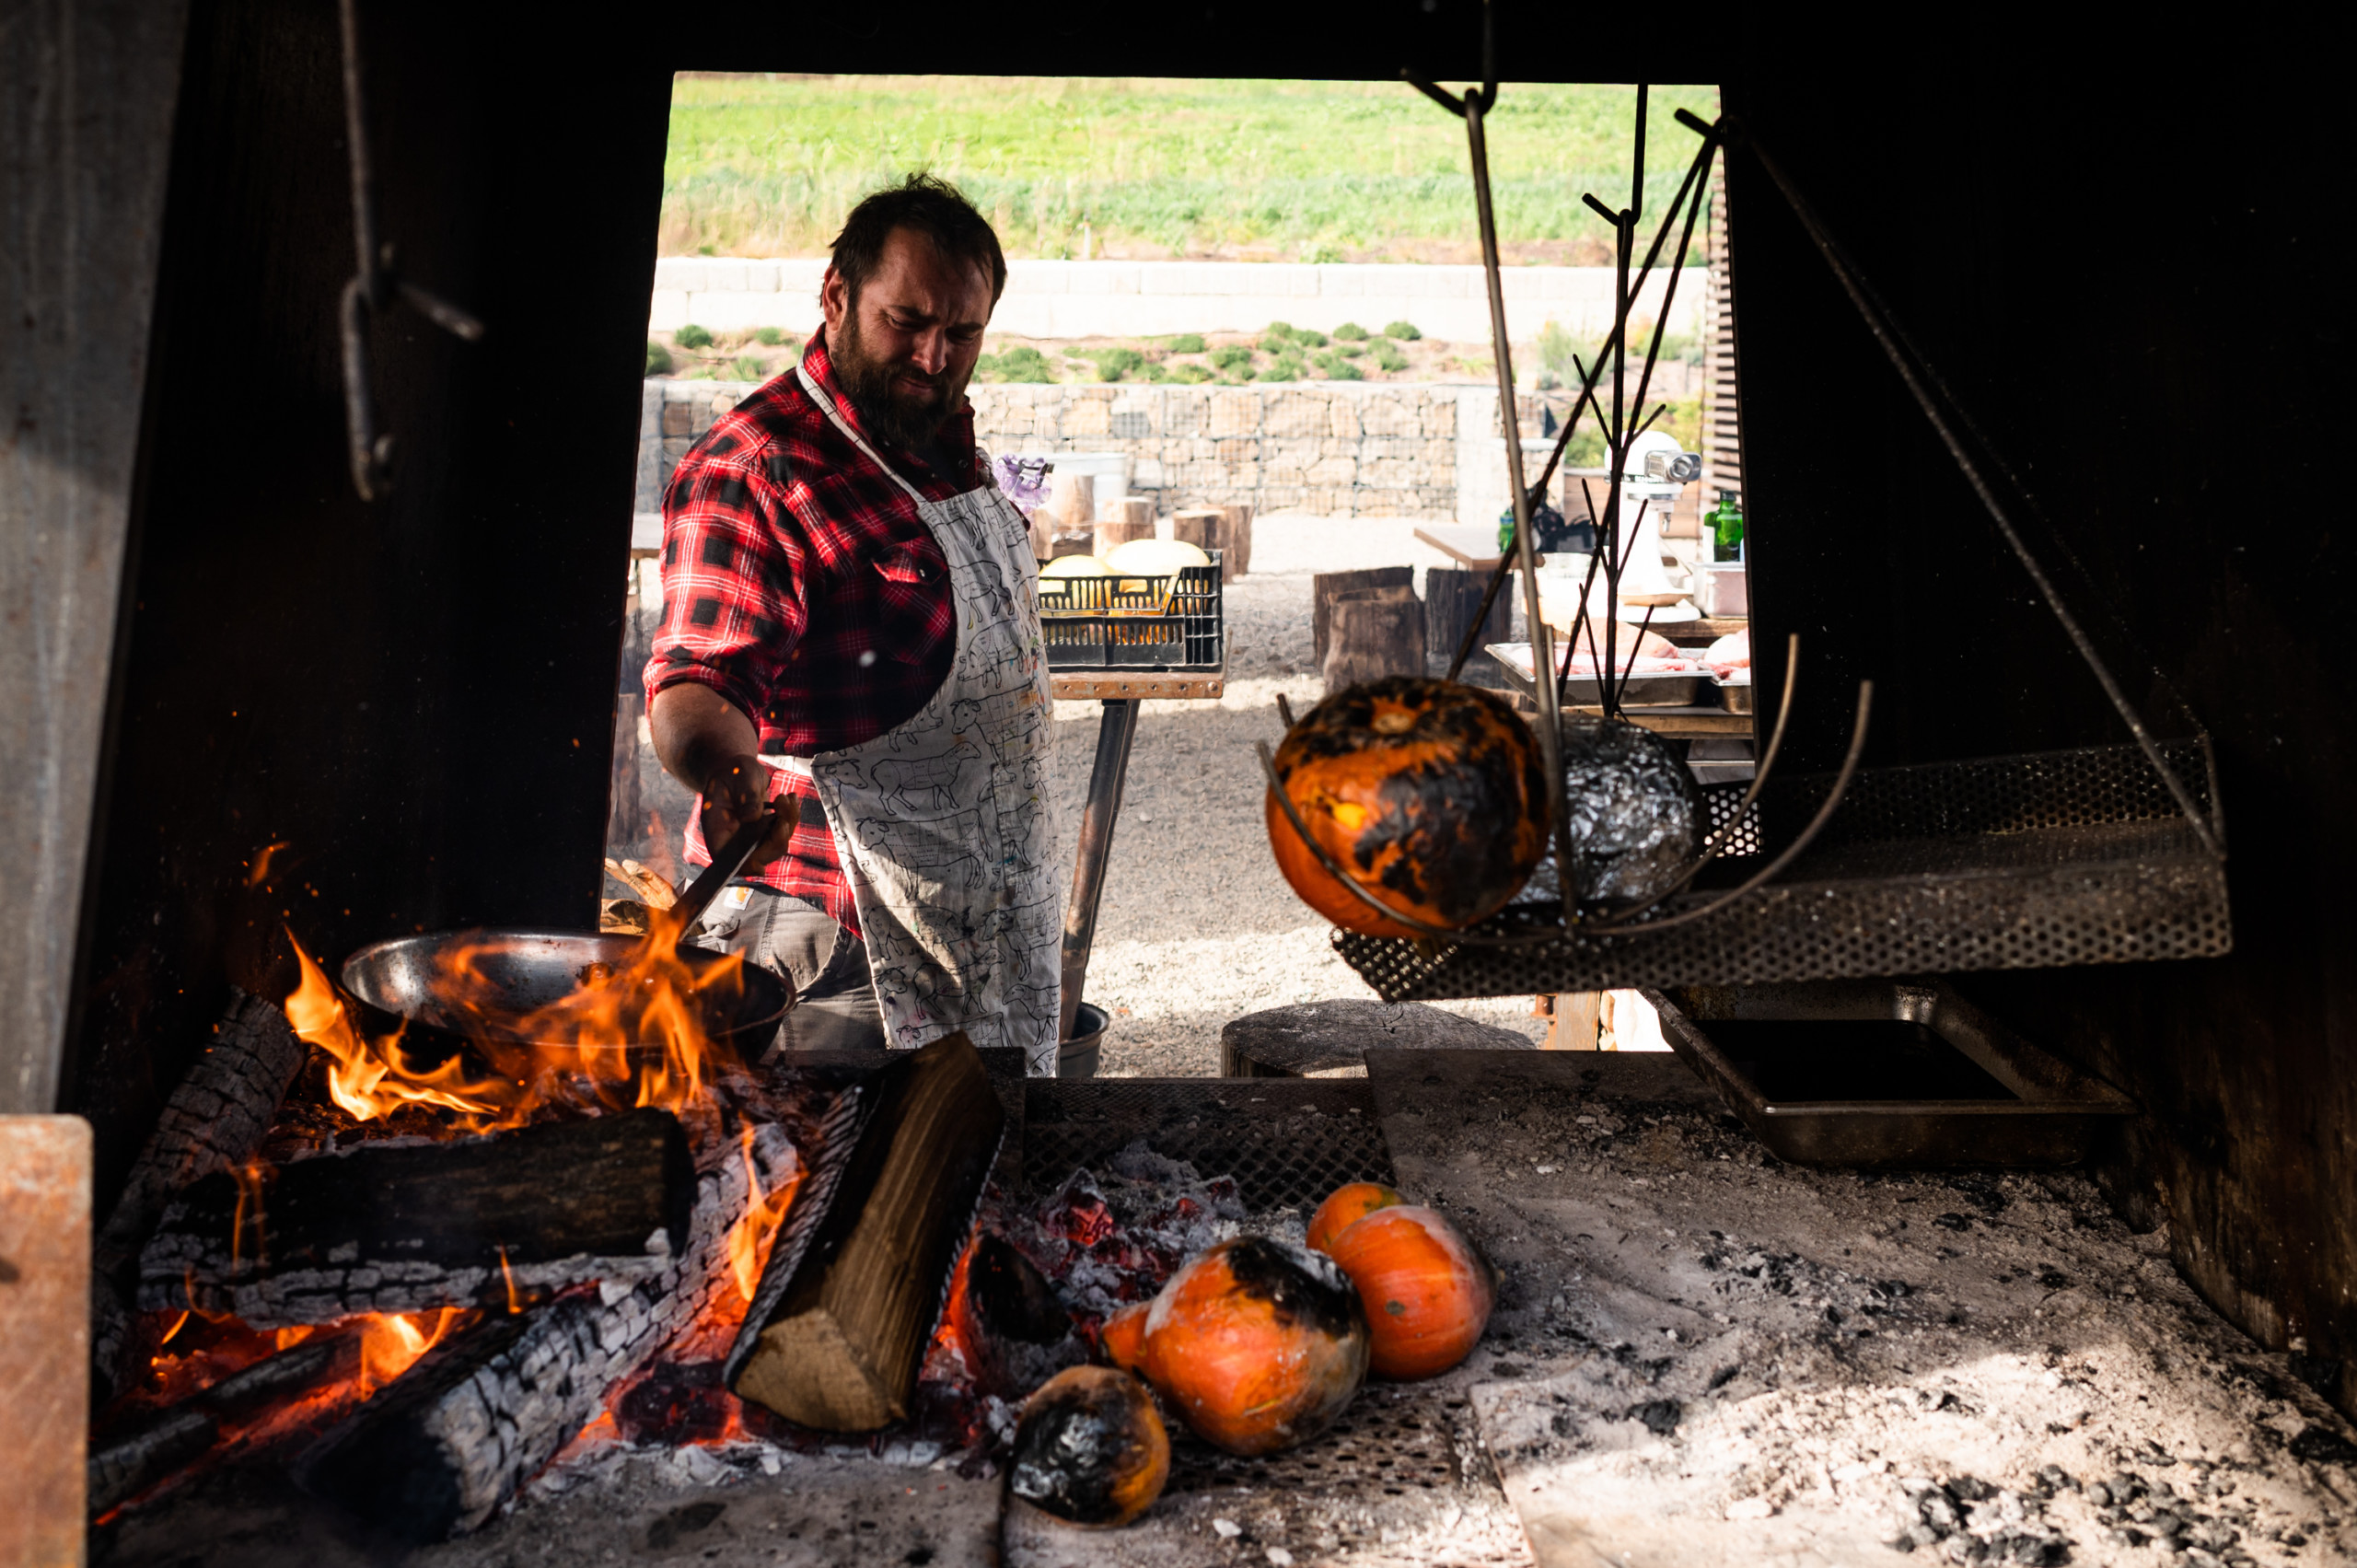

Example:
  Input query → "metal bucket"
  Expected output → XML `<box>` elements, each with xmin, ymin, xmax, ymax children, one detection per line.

<box><xmin>1060</xmin><ymin>1002</ymin><xmax>1108</xmax><ymax>1079</ymax></box>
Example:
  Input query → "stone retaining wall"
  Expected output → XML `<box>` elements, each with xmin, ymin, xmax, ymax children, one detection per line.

<box><xmin>634</xmin><ymin>378</ymin><xmax>1534</xmax><ymax>526</ymax></box>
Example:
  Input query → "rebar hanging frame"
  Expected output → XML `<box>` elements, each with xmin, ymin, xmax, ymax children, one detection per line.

<box><xmin>336</xmin><ymin>0</ymin><xmax>484</xmax><ymax>501</ymax></box>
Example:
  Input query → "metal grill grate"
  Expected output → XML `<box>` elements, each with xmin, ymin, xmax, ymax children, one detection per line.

<box><xmin>1163</xmin><ymin>1381</ymin><xmax>1469</xmax><ymax>1498</ymax></box>
<box><xmin>1336</xmin><ymin>740</ymin><xmax>2230</xmax><ymax>1001</ymax></box>
<box><xmin>1019</xmin><ymin>1080</ymin><xmax>1395</xmax><ymax>1214</ymax></box>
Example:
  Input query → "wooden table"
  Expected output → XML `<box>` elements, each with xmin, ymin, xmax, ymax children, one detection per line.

<box><xmin>1412</xmin><ymin>523</ymin><xmax>1512</xmax><ymax>572</ymax></box>
<box><xmin>1050</xmin><ymin>667</ymin><xmax>1225</xmax><ymax>1051</ymax></box>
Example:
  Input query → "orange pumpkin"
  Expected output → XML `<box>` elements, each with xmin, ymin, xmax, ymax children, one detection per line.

<box><xmin>1266</xmin><ymin>678</ymin><xmax>1548</xmax><ymax>937</ymax></box>
<box><xmin>1100</xmin><ymin>1300</ymin><xmax>1149</xmax><ymax>1373</ymax></box>
<box><xmin>1322</xmin><ymin>1205</ymin><xmax>1494</xmax><ymax>1380</ymax></box>
<box><xmin>1136</xmin><ymin>1237</ymin><xmax>1368</xmax><ymax>1455</ymax></box>
<box><xmin>1007</xmin><ymin>1365</ymin><xmax>1169</xmax><ymax>1527</ymax></box>
<box><xmin>1306</xmin><ymin>1182</ymin><xmax>1405</xmax><ymax>1255</ymax></box>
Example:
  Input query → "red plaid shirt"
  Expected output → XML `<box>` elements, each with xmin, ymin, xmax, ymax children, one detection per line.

<box><xmin>644</xmin><ymin>331</ymin><xmax>975</xmax><ymax>934</ymax></box>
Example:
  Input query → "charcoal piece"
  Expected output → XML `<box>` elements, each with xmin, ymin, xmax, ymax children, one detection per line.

<box><xmin>87</xmin><ymin>1336</ymin><xmax>356</xmax><ymax>1516</ymax></box>
<box><xmin>967</xmin><ymin>1233</ymin><xmax>1069</xmax><ymax>1346</ymax></box>
<box><xmin>1553</xmin><ymin>716</ymin><xmax>1702</xmax><ymax>905</ymax></box>
<box><xmin>138</xmin><ymin>1108</ymin><xmax>695</xmax><ymax>1325</ymax></box>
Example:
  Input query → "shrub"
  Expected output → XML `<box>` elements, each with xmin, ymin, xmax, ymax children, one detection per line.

<box><xmin>1333</xmin><ymin>322</ymin><xmax>1368</xmax><ymax>341</ymax></box>
<box><xmin>1292</xmin><ymin>327</ymin><xmax>1329</xmax><ymax>348</ymax></box>
<box><xmin>1209</xmin><ymin>343</ymin><xmax>1255</xmax><ymax>371</ymax></box>
<box><xmin>981</xmin><ymin>344</ymin><xmax>1053</xmax><ymax>383</ymax></box>
<box><xmin>1260</xmin><ymin>354</ymin><xmax>1307</xmax><ymax>382</ymax></box>
<box><xmin>1324</xmin><ymin>358</ymin><xmax>1364</xmax><ymax>381</ymax></box>
<box><xmin>1372</xmin><ymin>341</ymin><xmax>1409</xmax><ymax>372</ymax></box>
<box><xmin>1259</xmin><ymin>332</ymin><xmax>1294</xmax><ymax>354</ymax></box>
<box><xmin>1335</xmin><ymin>340</ymin><xmax>1364</xmax><ymax>358</ymax></box>
<box><xmin>644</xmin><ymin>341</ymin><xmax>675</xmax><ymax>377</ymax></box>
<box><xmin>1382</xmin><ymin>320</ymin><xmax>1422</xmax><ymax>341</ymax></box>
<box><xmin>1166</xmin><ymin>332</ymin><xmax>1207</xmax><ymax>354</ymax></box>
<box><xmin>1265</xmin><ymin>320</ymin><xmax>1296</xmax><ymax>339</ymax></box>
<box><xmin>1095</xmin><ymin>346</ymin><xmax>1145</xmax><ymax>382</ymax></box>
<box><xmin>754</xmin><ymin>326</ymin><xmax>787</xmax><ymax>346</ymax></box>
<box><xmin>732</xmin><ymin>354</ymin><xmax>768</xmax><ymax>380</ymax></box>
<box><xmin>674</xmin><ymin>322</ymin><xmax>714</xmax><ymax>349</ymax></box>
<box><xmin>1168</xmin><ymin>363</ymin><xmax>1213</xmax><ymax>384</ymax></box>
<box><xmin>1535</xmin><ymin>319</ymin><xmax>1581</xmax><ymax>383</ymax></box>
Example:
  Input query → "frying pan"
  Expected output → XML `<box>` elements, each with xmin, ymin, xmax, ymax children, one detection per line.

<box><xmin>341</xmin><ymin>808</ymin><xmax>792</xmax><ymax>1049</ymax></box>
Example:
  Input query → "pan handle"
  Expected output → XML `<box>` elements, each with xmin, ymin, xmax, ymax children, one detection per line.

<box><xmin>668</xmin><ymin>805</ymin><xmax>784</xmax><ymax>935</ymax></box>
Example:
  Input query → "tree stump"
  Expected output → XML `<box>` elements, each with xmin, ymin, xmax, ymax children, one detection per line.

<box><xmin>1172</xmin><ymin>505</ymin><xmax>1247</xmax><ymax>582</ymax></box>
<box><xmin>1219</xmin><ymin>503</ymin><xmax>1253</xmax><ymax>577</ymax></box>
<box><xmin>1092</xmin><ymin>497</ymin><xmax>1155</xmax><ymax>560</ymax></box>
<box><xmin>1220</xmin><ymin>1001</ymin><xmax>1535</xmax><ymax>1077</ymax></box>
<box><xmin>1034</xmin><ymin>472</ymin><xmax>1096</xmax><ymax>562</ymax></box>
<box><xmin>1311</xmin><ymin>567</ymin><xmax>1414</xmax><ymax>671</ymax></box>
<box><xmin>1323</xmin><ymin>589</ymin><xmax>1425</xmax><ymax>695</ymax></box>
<box><xmin>1423</xmin><ymin>566</ymin><xmax>1513</xmax><ymax>686</ymax></box>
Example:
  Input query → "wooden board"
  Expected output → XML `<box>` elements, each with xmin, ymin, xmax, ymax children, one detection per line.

<box><xmin>0</xmin><ymin>1116</ymin><xmax>90</xmax><ymax>1564</ymax></box>
<box><xmin>1050</xmin><ymin>673</ymin><xmax>1223</xmax><ymax>701</ymax></box>
<box><xmin>1312</xmin><ymin>566</ymin><xmax>1414</xmax><ymax>670</ymax></box>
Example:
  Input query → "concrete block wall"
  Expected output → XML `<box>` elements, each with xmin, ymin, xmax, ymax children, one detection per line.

<box><xmin>634</xmin><ymin>377</ymin><xmax>1478</xmax><ymax>524</ymax></box>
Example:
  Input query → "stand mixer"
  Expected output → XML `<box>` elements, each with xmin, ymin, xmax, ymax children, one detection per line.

<box><xmin>1611</xmin><ymin>429</ymin><xmax>1702</xmax><ymax>610</ymax></box>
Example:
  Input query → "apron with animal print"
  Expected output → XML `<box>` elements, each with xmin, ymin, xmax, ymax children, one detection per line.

<box><xmin>784</xmin><ymin>364</ymin><xmax>1062</xmax><ymax>1074</ymax></box>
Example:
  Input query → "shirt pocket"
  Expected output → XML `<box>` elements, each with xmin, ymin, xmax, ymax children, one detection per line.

<box><xmin>869</xmin><ymin>542</ymin><xmax>953</xmax><ymax>662</ymax></box>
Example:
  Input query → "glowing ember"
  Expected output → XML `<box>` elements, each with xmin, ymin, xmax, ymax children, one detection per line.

<box><xmin>356</xmin><ymin>1307</ymin><xmax>466</xmax><ymax>1396</ymax></box>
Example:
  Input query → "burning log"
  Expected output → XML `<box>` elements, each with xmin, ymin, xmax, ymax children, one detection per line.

<box><xmin>88</xmin><ymin>1334</ymin><xmax>360</xmax><ymax>1516</ymax></box>
<box><xmin>726</xmin><ymin>1033</ymin><xmax>1004</xmax><ymax>1431</ymax></box>
<box><xmin>93</xmin><ymin>990</ymin><xmax>308</xmax><ymax>1393</ymax></box>
<box><xmin>302</xmin><ymin>1121</ymin><xmax>797</xmax><ymax>1541</ymax></box>
<box><xmin>137</xmin><ymin>1108</ymin><xmax>695</xmax><ymax>1327</ymax></box>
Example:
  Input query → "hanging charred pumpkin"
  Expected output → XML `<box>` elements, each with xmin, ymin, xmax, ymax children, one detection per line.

<box><xmin>1134</xmin><ymin>1237</ymin><xmax>1368</xmax><ymax>1455</ymax></box>
<box><xmin>1267</xmin><ymin>678</ymin><xmax>1549</xmax><ymax>937</ymax></box>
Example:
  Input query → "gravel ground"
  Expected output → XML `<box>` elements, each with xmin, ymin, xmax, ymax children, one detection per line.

<box><xmin>1052</xmin><ymin>516</ymin><xmax>1548</xmax><ymax>1076</ymax></box>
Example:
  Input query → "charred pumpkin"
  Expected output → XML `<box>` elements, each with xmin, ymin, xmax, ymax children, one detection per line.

<box><xmin>1099</xmin><ymin>1300</ymin><xmax>1149</xmax><ymax>1374</ymax></box>
<box><xmin>1322</xmin><ymin>1204</ymin><xmax>1494</xmax><ymax>1380</ymax></box>
<box><xmin>1007</xmin><ymin>1365</ymin><xmax>1170</xmax><ymax>1527</ymax></box>
<box><xmin>1136</xmin><ymin>1237</ymin><xmax>1368</xmax><ymax>1455</ymax></box>
<box><xmin>1267</xmin><ymin>678</ymin><xmax>1548</xmax><ymax>937</ymax></box>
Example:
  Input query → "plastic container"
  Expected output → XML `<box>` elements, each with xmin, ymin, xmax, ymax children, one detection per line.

<box><xmin>1039</xmin><ymin>552</ymin><xmax>1224</xmax><ymax>671</ymax></box>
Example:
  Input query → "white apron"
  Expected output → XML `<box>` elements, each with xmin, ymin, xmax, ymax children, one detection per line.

<box><xmin>784</xmin><ymin>365</ymin><xmax>1062</xmax><ymax>1074</ymax></box>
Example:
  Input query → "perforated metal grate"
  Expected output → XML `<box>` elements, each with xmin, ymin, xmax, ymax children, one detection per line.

<box><xmin>1019</xmin><ymin>1080</ymin><xmax>1395</xmax><ymax>1214</ymax></box>
<box><xmin>1336</xmin><ymin>740</ymin><xmax>2231</xmax><ymax>1001</ymax></box>
<box><xmin>1163</xmin><ymin>1381</ymin><xmax>1470</xmax><ymax>1498</ymax></box>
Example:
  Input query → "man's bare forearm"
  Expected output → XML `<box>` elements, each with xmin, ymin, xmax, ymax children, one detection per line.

<box><xmin>650</xmin><ymin>683</ymin><xmax>760</xmax><ymax>795</ymax></box>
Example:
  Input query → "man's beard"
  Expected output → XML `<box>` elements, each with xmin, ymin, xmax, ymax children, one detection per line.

<box><xmin>833</xmin><ymin>313</ymin><xmax>966</xmax><ymax>456</ymax></box>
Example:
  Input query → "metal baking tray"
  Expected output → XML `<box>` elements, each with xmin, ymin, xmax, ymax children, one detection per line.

<box><xmin>1646</xmin><ymin>979</ymin><xmax>2133</xmax><ymax>1167</ymax></box>
<box><xmin>1714</xmin><ymin>676</ymin><xmax>1754</xmax><ymax>714</ymax></box>
<box><xmin>1485</xmin><ymin>643</ymin><xmax>1704</xmax><ymax>706</ymax></box>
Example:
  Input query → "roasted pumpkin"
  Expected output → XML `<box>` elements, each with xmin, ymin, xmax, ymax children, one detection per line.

<box><xmin>1266</xmin><ymin>677</ymin><xmax>1548</xmax><ymax>937</ymax></box>
<box><xmin>1007</xmin><ymin>1365</ymin><xmax>1169</xmax><ymax>1527</ymax></box>
<box><xmin>1136</xmin><ymin>1237</ymin><xmax>1368</xmax><ymax>1455</ymax></box>
<box><xmin>1306</xmin><ymin>1182</ymin><xmax>1405</xmax><ymax>1255</ymax></box>
<box><xmin>1321</xmin><ymin>1204</ymin><xmax>1494</xmax><ymax>1379</ymax></box>
<box><xmin>1100</xmin><ymin>1300</ymin><xmax>1149</xmax><ymax>1373</ymax></box>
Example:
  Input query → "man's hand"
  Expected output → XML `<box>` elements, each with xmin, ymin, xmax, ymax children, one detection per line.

<box><xmin>650</xmin><ymin>684</ymin><xmax>800</xmax><ymax>872</ymax></box>
<box><xmin>698</xmin><ymin>753</ymin><xmax>799</xmax><ymax>871</ymax></box>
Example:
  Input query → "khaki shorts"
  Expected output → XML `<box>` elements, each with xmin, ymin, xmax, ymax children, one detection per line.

<box><xmin>688</xmin><ymin>883</ymin><xmax>886</xmax><ymax>1059</ymax></box>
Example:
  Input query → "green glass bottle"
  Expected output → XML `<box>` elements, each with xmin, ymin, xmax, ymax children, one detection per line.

<box><xmin>1709</xmin><ymin>489</ymin><xmax>1746</xmax><ymax>563</ymax></box>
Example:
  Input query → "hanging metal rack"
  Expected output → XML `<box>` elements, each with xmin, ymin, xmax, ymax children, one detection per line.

<box><xmin>1260</xmin><ymin>6</ymin><xmax>2231</xmax><ymax>1000</ymax></box>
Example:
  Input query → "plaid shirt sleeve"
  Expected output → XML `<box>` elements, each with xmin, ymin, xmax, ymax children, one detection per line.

<box><xmin>644</xmin><ymin>449</ymin><xmax>804</xmax><ymax>719</ymax></box>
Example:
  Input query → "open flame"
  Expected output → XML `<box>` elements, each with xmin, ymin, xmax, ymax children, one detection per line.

<box><xmin>355</xmin><ymin>1307</ymin><xmax>467</xmax><ymax>1396</ymax></box>
<box><xmin>282</xmin><ymin>906</ymin><xmax>747</xmax><ymax>1132</ymax></box>
<box><xmin>725</xmin><ymin>1125</ymin><xmax>800</xmax><ymax>1312</ymax></box>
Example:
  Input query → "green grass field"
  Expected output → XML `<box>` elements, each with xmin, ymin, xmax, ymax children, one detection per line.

<box><xmin>662</xmin><ymin>76</ymin><xmax>1718</xmax><ymax>263</ymax></box>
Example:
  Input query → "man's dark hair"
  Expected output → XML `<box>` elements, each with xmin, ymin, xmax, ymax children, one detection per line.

<box><xmin>830</xmin><ymin>174</ymin><xmax>1007</xmax><ymax>305</ymax></box>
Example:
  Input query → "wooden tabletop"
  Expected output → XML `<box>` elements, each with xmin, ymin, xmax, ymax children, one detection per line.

<box><xmin>1413</xmin><ymin>524</ymin><xmax>1510</xmax><ymax>571</ymax></box>
<box><xmin>1051</xmin><ymin>672</ymin><xmax>1225</xmax><ymax>701</ymax></box>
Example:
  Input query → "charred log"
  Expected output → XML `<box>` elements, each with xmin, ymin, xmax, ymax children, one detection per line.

<box><xmin>138</xmin><ymin>1108</ymin><xmax>695</xmax><ymax>1326</ymax></box>
<box><xmin>301</xmin><ymin>1121</ymin><xmax>795</xmax><ymax>1541</ymax></box>
<box><xmin>93</xmin><ymin>990</ymin><xmax>308</xmax><ymax>1393</ymax></box>
<box><xmin>726</xmin><ymin>1033</ymin><xmax>1004</xmax><ymax>1431</ymax></box>
<box><xmin>88</xmin><ymin>1335</ymin><xmax>359</xmax><ymax>1516</ymax></box>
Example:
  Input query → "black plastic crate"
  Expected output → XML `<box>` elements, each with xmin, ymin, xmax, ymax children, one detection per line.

<box><xmin>1037</xmin><ymin>551</ymin><xmax>1225</xmax><ymax>671</ymax></box>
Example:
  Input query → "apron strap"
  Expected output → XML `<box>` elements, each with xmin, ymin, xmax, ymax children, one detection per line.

<box><xmin>795</xmin><ymin>364</ymin><xmax>931</xmax><ymax>505</ymax></box>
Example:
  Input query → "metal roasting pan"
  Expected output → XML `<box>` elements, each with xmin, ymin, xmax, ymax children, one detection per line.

<box><xmin>1647</xmin><ymin>979</ymin><xmax>2133</xmax><ymax>1168</ymax></box>
<box><xmin>342</xmin><ymin>930</ymin><xmax>792</xmax><ymax>1050</ymax></box>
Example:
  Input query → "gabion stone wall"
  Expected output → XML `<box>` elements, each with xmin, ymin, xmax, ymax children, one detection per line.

<box><xmin>634</xmin><ymin>378</ymin><xmax>1480</xmax><ymax>521</ymax></box>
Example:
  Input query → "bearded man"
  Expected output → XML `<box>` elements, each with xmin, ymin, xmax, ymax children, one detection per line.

<box><xmin>644</xmin><ymin>175</ymin><xmax>1062</xmax><ymax>1074</ymax></box>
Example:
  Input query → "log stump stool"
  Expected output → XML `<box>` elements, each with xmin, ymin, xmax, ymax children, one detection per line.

<box><xmin>1220</xmin><ymin>1000</ymin><xmax>1534</xmax><ymax>1078</ymax></box>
